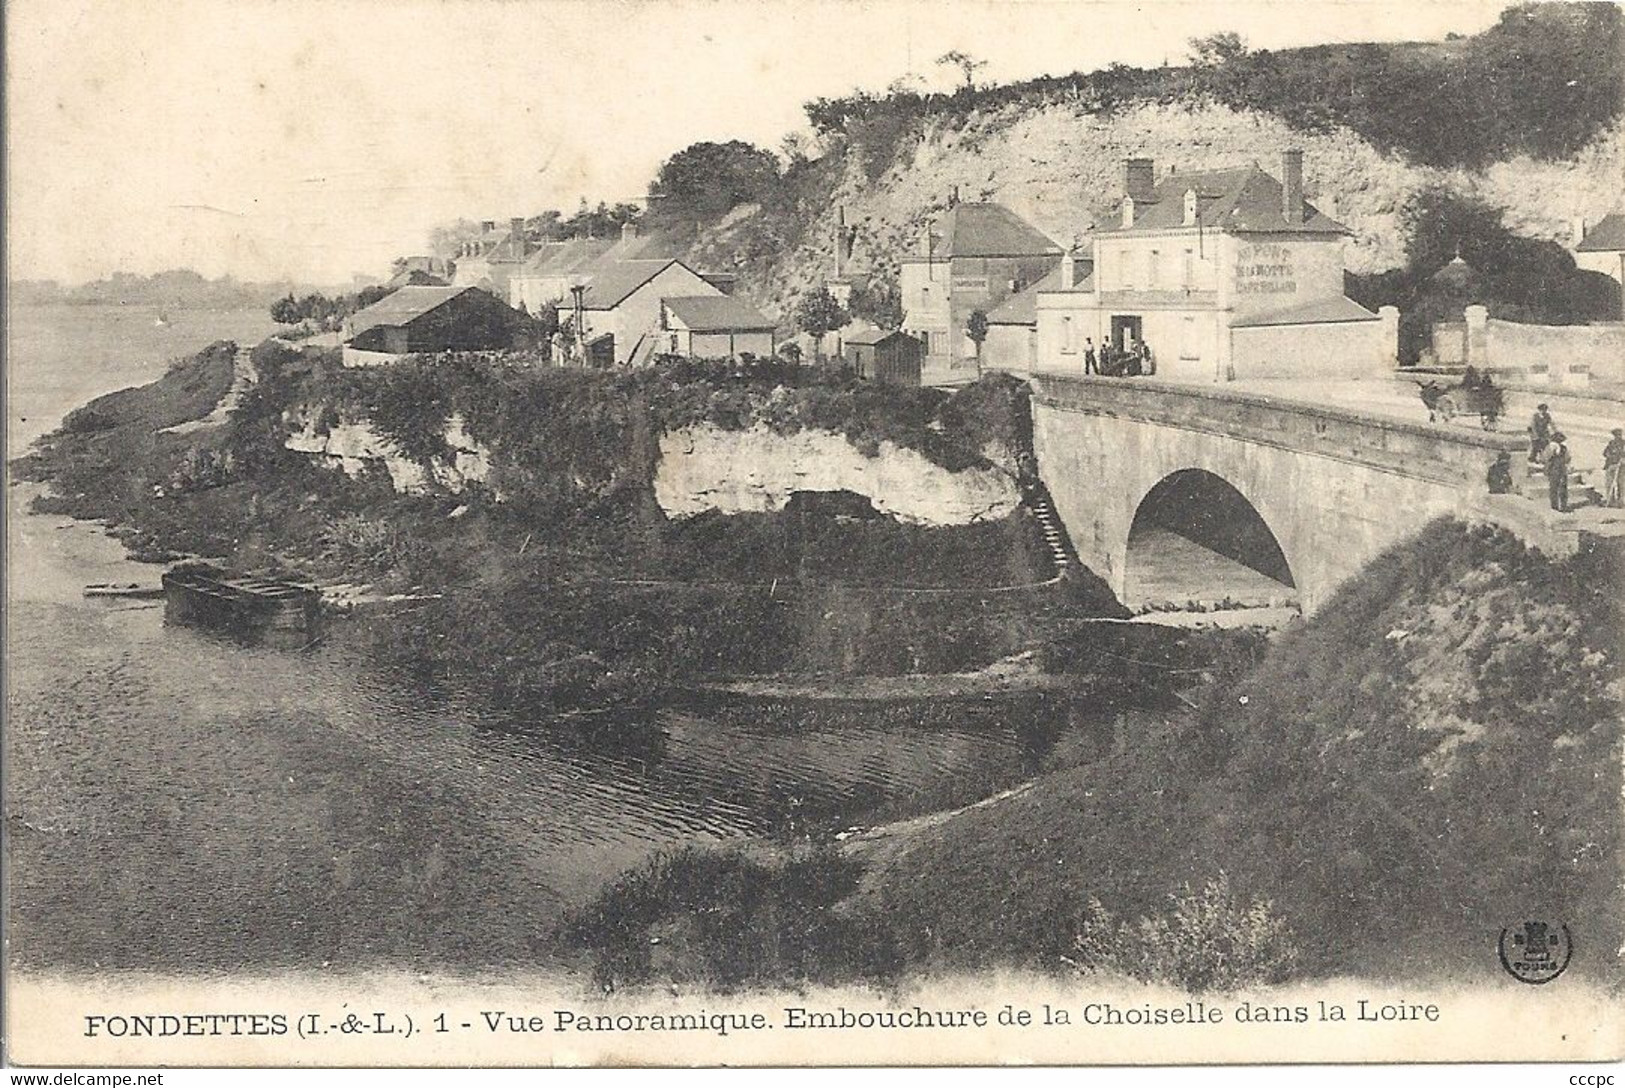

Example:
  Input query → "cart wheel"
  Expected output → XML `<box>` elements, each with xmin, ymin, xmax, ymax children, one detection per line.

<box><xmin>1436</xmin><ymin>394</ymin><xmax>1457</xmax><ymax>422</ymax></box>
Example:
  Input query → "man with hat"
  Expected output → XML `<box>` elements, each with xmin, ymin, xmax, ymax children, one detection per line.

<box><xmin>1543</xmin><ymin>431</ymin><xmax>1571</xmax><ymax>513</ymax></box>
<box><xmin>1529</xmin><ymin>403</ymin><xmax>1554</xmax><ymax>464</ymax></box>
<box><xmin>1605</xmin><ymin>427</ymin><xmax>1624</xmax><ymax>508</ymax></box>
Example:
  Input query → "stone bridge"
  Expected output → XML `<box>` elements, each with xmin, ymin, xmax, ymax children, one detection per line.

<box><xmin>1029</xmin><ymin>375</ymin><xmax>1526</xmax><ymax>615</ymax></box>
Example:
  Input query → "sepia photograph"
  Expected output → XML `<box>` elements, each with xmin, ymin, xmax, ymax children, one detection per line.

<box><xmin>4</xmin><ymin>0</ymin><xmax>1624</xmax><ymax>1072</ymax></box>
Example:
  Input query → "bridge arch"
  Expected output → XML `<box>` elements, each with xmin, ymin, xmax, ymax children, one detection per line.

<box><xmin>1122</xmin><ymin>468</ymin><xmax>1299</xmax><ymax>611</ymax></box>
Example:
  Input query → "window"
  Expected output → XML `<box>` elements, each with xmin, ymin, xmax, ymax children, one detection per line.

<box><xmin>1180</xmin><ymin>316</ymin><xmax>1199</xmax><ymax>360</ymax></box>
<box><xmin>1061</xmin><ymin>316</ymin><xmax>1076</xmax><ymax>354</ymax></box>
<box><xmin>1121</xmin><ymin>249</ymin><xmax>1135</xmax><ymax>289</ymax></box>
<box><xmin>1182</xmin><ymin>249</ymin><xmax>1195</xmax><ymax>290</ymax></box>
<box><xmin>1148</xmin><ymin>249</ymin><xmax>1160</xmax><ymax>289</ymax></box>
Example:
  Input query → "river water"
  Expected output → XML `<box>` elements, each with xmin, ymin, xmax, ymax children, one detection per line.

<box><xmin>6</xmin><ymin>304</ymin><xmax>1109</xmax><ymax>975</ymax></box>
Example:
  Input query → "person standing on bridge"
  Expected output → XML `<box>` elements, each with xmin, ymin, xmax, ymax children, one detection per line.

<box><xmin>1083</xmin><ymin>338</ymin><xmax>1098</xmax><ymax>375</ymax></box>
<box><xmin>1529</xmin><ymin>403</ymin><xmax>1554</xmax><ymax>464</ymax></box>
<box><xmin>1543</xmin><ymin>431</ymin><xmax>1572</xmax><ymax>513</ymax></box>
<box><xmin>1605</xmin><ymin>428</ymin><xmax>1625</xmax><ymax>508</ymax></box>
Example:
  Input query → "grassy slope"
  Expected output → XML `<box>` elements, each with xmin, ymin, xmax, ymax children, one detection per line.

<box><xmin>857</xmin><ymin>520</ymin><xmax>1623</xmax><ymax>982</ymax></box>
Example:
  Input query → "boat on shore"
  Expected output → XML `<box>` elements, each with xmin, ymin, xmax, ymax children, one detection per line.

<box><xmin>160</xmin><ymin>562</ymin><xmax>322</xmax><ymax>648</ymax></box>
<box><xmin>83</xmin><ymin>582</ymin><xmax>165</xmax><ymax>599</ymax></box>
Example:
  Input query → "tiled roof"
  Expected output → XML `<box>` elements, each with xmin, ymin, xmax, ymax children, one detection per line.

<box><xmin>911</xmin><ymin>202</ymin><xmax>1063</xmax><ymax>259</ymax></box>
<box><xmin>1578</xmin><ymin>212</ymin><xmax>1625</xmax><ymax>253</ymax></box>
<box><xmin>989</xmin><ymin>260</ymin><xmax>1097</xmax><ymax>324</ymax></box>
<box><xmin>518</xmin><ymin>238</ymin><xmax>616</xmax><ymax>276</ymax></box>
<box><xmin>347</xmin><ymin>285</ymin><xmax>478</xmax><ymax>337</ymax></box>
<box><xmin>1229</xmin><ymin>295</ymin><xmax>1378</xmax><ymax>328</ymax></box>
<box><xmin>662</xmin><ymin>294</ymin><xmax>776</xmax><ymax>331</ymax></box>
<box><xmin>1098</xmin><ymin>165</ymin><xmax>1348</xmax><ymax>236</ymax></box>
<box><xmin>578</xmin><ymin>259</ymin><xmax>694</xmax><ymax>309</ymax></box>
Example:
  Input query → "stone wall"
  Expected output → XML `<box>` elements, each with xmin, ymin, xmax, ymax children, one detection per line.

<box><xmin>654</xmin><ymin>424</ymin><xmax>1020</xmax><ymax>526</ymax></box>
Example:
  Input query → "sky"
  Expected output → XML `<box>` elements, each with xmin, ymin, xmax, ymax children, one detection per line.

<box><xmin>6</xmin><ymin>0</ymin><xmax>1507</xmax><ymax>286</ymax></box>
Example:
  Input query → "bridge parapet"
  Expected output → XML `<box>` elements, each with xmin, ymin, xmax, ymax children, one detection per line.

<box><xmin>1031</xmin><ymin>375</ymin><xmax>1524</xmax><ymax>490</ymax></box>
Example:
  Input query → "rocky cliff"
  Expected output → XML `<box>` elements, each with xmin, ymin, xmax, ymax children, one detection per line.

<box><xmin>693</xmin><ymin>99</ymin><xmax>1625</xmax><ymax>318</ymax></box>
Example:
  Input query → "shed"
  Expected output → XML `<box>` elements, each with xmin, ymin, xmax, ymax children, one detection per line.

<box><xmin>843</xmin><ymin>329</ymin><xmax>924</xmax><ymax>386</ymax></box>
<box><xmin>660</xmin><ymin>295</ymin><xmax>777</xmax><ymax>359</ymax></box>
<box><xmin>343</xmin><ymin>285</ymin><xmax>529</xmax><ymax>365</ymax></box>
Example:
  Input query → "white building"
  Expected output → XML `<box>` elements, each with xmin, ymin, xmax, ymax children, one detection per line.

<box><xmin>1036</xmin><ymin>151</ymin><xmax>1395</xmax><ymax>382</ymax></box>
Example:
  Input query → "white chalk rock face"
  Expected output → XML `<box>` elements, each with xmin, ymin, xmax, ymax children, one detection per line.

<box><xmin>285</xmin><ymin>413</ymin><xmax>490</xmax><ymax>494</ymax></box>
<box><xmin>654</xmin><ymin>424</ymin><xmax>1020</xmax><ymax>526</ymax></box>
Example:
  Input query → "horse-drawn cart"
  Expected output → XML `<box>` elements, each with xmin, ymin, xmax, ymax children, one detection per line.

<box><xmin>1419</xmin><ymin>372</ymin><xmax>1505</xmax><ymax>430</ymax></box>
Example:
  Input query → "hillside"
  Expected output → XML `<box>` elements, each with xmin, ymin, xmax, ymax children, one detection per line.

<box><xmin>656</xmin><ymin>3</ymin><xmax>1625</xmax><ymax>321</ymax></box>
<box><xmin>694</xmin><ymin>99</ymin><xmax>1623</xmax><ymax>320</ymax></box>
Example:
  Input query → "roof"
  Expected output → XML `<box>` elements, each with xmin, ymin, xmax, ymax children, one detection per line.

<box><xmin>518</xmin><ymin>231</ymin><xmax>685</xmax><ymax>276</ymax></box>
<box><xmin>988</xmin><ymin>260</ymin><xmax>1098</xmax><ymax>324</ymax></box>
<box><xmin>1098</xmin><ymin>165</ymin><xmax>1349</xmax><ymax>236</ymax></box>
<box><xmin>909</xmin><ymin>202</ymin><xmax>1063</xmax><ymax>260</ymax></box>
<box><xmin>1229</xmin><ymin>295</ymin><xmax>1378</xmax><ymax>328</ymax></box>
<box><xmin>1577</xmin><ymin>212</ymin><xmax>1625</xmax><ymax>253</ymax></box>
<box><xmin>347</xmin><ymin>285</ymin><xmax>480</xmax><ymax>337</ymax></box>
<box><xmin>578</xmin><ymin>259</ymin><xmax>695</xmax><ymax>309</ymax></box>
<box><xmin>845</xmin><ymin>328</ymin><xmax>916</xmax><ymax>346</ymax></box>
<box><xmin>662</xmin><ymin>294</ymin><xmax>776</xmax><ymax>331</ymax></box>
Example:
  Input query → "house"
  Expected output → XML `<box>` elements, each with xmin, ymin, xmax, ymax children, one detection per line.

<box><xmin>900</xmin><ymin>200</ymin><xmax>1063</xmax><ymax>368</ymax></box>
<box><xmin>342</xmin><ymin>285</ymin><xmax>530</xmax><ymax>366</ymax></box>
<box><xmin>843</xmin><ymin>329</ymin><xmax>924</xmax><ymax>386</ymax></box>
<box><xmin>451</xmin><ymin>217</ymin><xmax>540</xmax><ymax>299</ymax></box>
<box><xmin>1575</xmin><ymin>211</ymin><xmax>1625</xmax><ymax>314</ymax></box>
<box><xmin>659</xmin><ymin>295</ymin><xmax>776</xmax><ymax>359</ymax></box>
<box><xmin>1035</xmin><ymin>150</ymin><xmax>1395</xmax><ymax>382</ymax></box>
<box><xmin>981</xmin><ymin>254</ymin><xmax>1092</xmax><ymax>375</ymax></box>
<box><xmin>509</xmin><ymin>225</ymin><xmax>685</xmax><ymax>314</ymax></box>
<box><xmin>386</xmin><ymin>256</ymin><xmax>452</xmax><ymax>289</ymax></box>
<box><xmin>562</xmin><ymin>258</ymin><xmax>722</xmax><ymax>366</ymax></box>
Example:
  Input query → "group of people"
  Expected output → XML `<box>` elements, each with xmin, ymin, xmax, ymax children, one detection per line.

<box><xmin>1081</xmin><ymin>338</ymin><xmax>1154</xmax><ymax>378</ymax></box>
<box><xmin>1518</xmin><ymin>403</ymin><xmax>1625</xmax><ymax>513</ymax></box>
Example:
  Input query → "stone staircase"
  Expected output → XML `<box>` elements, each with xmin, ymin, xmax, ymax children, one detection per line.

<box><xmin>1021</xmin><ymin>478</ymin><xmax>1077</xmax><ymax>579</ymax></box>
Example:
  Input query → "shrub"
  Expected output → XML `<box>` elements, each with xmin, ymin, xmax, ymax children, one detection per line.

<box><xmin>1071</xmin><ymin>874</ymin><xmax>1300</xmax><ymax>993</ymax></box>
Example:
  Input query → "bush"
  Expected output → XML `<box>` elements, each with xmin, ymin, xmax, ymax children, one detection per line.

<box><xmin>1071</xmin><ymin>874</ymin><xmax>1300</xmax><ymax>993</ymax></box>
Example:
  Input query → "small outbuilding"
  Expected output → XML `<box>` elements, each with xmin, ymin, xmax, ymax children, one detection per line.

<box><xmin>343</xmin><ymin>285</ymin><xmax>530</xmax><ymax>366</ymax></box>
<box><xmin>660</xmin><ymin>295</ymin><xmax>777</xmax><ymax>359</ymax></box>
<box><xmin>843</xmin><ymin>329</ymin><xmax>924</xmax><ymax>386</ymax></box>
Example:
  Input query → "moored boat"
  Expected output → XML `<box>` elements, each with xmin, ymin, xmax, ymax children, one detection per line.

<box><xmin>83</xmin><ymin>582</ymin><xmax>165</xmax><ymax>599</ymax></box>
<box><xmin>160</xmin><ymin>562</ymin><xmax>322</xmax><ymax>648</ymax></box>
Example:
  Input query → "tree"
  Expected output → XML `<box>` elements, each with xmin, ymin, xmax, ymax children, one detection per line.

<box><xmin>966</xmin><ymin>309</ymin><xmax>990</xmax><ymax>365</ymax></box>
<box><xmin>647</xmin><ymin>141</ymin><xmax>781</xmax><ymax>228</ymax></box>
<box><xmin>269</xmin><ymin>294</ymin><xmax>300</xmax><ymax>325</ymax></box>
<box><xmin>794</xmin><ymin>287</ymin><xmax>847</xmax><ymax>363</ymax></box>
<box><xmin>936</xmin><ymin>50</ymin><xmax>988</xmax><ymax>91</ymax></box>
<box><xmin>1188</xmin><ymin>31</ymin><xmax>1249</xmax><ymax>67</ymax></box>
<box><xmin>848</xmin><ymin>279</ymin><xmax>904</xmax><ymax>330</ymax></box>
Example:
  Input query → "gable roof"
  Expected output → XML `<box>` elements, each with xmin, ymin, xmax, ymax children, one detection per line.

<box><xmin>347</xmin><ymin>285</ymin><xmax>481</xmax><ymax>337</ymax></box>
<box><xmin>662</xmin><ymin>294</ymin><xmax>775</xmax><ymax>331</ymax></box>
<box><xmin>1578</xmin><ymin>212</ymin><xmax>1625</xmax><ymax>253</ymax></box>
<box><xmin>578</xmin><ymin>259</ymin><xmax>698</xmax><ymax>309</ymax></box>
<box><xmin>913</xmin><ymin>202</ymin><xmax>1063</xmax><ymax>260</ymax></box>
<box><xmin>1229</xmin><ymin>295</ymin><xmax>1378</xmax><ymax>328</ymax></box>
<box><xmin>1099</xmin><ymin>165</ymin><xmax>1349</xmax><ymax>236</ymax></box>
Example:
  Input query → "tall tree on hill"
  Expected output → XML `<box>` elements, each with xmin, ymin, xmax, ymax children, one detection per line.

<box><xmin>795</xmin><ymin>287</ymin><xmax>847</xmax><ymax>364</ymax></box>
<box><xmin>646</xmin><ymin>141</ymin><xmax>781</xmax><ymax>230</ymax></box>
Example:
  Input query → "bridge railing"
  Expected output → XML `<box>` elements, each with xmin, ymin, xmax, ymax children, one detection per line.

<box><xmin>1030</xmin><ymin>375</ymin><xmax>1525</xmax><ymax>490</ymax></box>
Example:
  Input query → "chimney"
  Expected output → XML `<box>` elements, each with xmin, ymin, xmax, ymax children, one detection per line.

<box><xmin>1060</xmin><ymin>251</ymin><xmax>1075</xmax><ymax>290</ymax></box>
<box><xmin>622</xmin><ymin>221</ymin><xmax>639</xmax><ymax>243</ymax></box>
<box><xmin>510</xmin><ymin>216</ymin><xmax>525</xmax><ymax>241</ymax></box>
<box><xmin>1124</xmin><ymin>158</ymin><xmax>1155</xmax><ymax>204</ymax></box>
<box><xmin>950</xmin><ymin>185</ymin><xmax>961</xmax><ymax>207</ymax></box>
<box><xmin>481</xmin><ymin>220</ymin><xmax>496</xmax><ymax>233</ymax></box>
<box><xmin>1281</xmin><ymin>149</ymin><xmax>1304</xmax><ymax>225</ymax></box>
